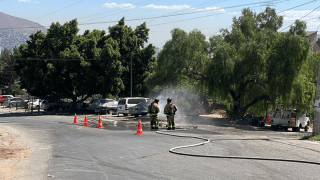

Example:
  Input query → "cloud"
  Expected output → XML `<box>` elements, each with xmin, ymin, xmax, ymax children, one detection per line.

<box><xmin>278</xmin><ymin>10</ymin><xmax>320</xmax><ymax>31</ymax></box>
<box><xmin>142</xmin><ymin>4</ymin><xmax>191</xmax><ymax>10</ymax></box>
<box><xmin>102</xmin><ymin>2</ymin><xmax>136</xmax><ymax>9</ymax></box>
<box><xmin>18</xmin><ymin>0</ymin><xmax>31</xmax><ymax>2</ymax></box>
<box><xmin>33</xmin><ymin>1</ymin><xmax>40</xmax><ymax>3</ymax></box>
<box><xmin>198</xmin><ymin>6</ymin><xmax>225</xmax><ymax>13</ymax></box>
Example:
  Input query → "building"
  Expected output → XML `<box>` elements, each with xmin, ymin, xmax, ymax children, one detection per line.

<box><xmin>306</xmin><ymin>31</ymin><xmax>320</xmax><ymax>52</ymax></box>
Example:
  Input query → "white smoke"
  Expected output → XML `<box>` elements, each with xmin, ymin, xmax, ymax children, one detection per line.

<box><xmin>149</xmin><ymin>87</ymin><xmax>205</xmax><ymax>124</ymax></box>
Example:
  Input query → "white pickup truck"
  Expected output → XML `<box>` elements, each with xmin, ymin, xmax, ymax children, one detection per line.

<box><xmin>267</xmin><ymin>108</ymin><xmax>310</xmax><ymax>132</ymax></box>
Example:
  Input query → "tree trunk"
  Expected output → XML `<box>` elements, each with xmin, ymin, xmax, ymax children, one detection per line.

<box><xmin>70</xmin><ymin>97</ymin><xmax>77</xmax><ymax>114</ymax></box>
<box><xmin>313</xmin><ymin>60</ymin><xmax>320</xmax><ymax>135</ymax></box>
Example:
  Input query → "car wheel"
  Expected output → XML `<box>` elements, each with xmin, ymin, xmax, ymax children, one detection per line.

<box><xmin>123</xmin><ymin>113</ymin><xmax>128</xmax><ymax>116</ymax></box>
<box><xmin>48</xmin><ymin>106</ymin><xmax>54</xmax><ymax>111</ymax></box>
<box><xmin>36</xmin><ymin>105</ymin><xmax>40</xmax><ymax>110</ymax></box>
<box><xmin>304</xmin><ymin>126</ymin><xmax>309</xmax><ymax>132</ymax></box>
<box><xmin>292</xmin><ymin>127</ymin><xmax>300</xmax><ymax>132</ymax></box>
<box><xmin>134</xmin><ymin>114</ymin><xmax>139</xmax><ymax>117</ymax></box>
<box><xmin>109</xmin><ymin>110</ymin><xmax>114</xmax><ymax>115</ymax></box>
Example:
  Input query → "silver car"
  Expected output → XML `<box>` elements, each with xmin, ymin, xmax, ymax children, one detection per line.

<box><xmin>87</xmin><ymin>98</ymin><xmax>118</xmax><ymax>114</ymax></box>
<box><xmin>4</xmin><ymin>97</ymin><xmax>28</xmax><ymax>108</ymax></box>
<box><xmin>129</xmin><ymin>99</ymin><xmax>151</xmax><ymax>117</ymax></box>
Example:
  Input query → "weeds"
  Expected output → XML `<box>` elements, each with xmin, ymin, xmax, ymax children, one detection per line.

<box><xmin>300</xmin><ymin>134</ymin><xmax>320</xmax><ymax>141</ymax></box>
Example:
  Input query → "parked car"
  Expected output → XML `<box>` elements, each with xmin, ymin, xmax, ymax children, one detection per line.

<box><xmin>4</xmin><ymin>97</ymin><xmax>28</xmax><ymax>108</ymax></box>
<box><xmin>40</xmin><ymin>99</ymin><xmax>71</xmax><ymax>111</ymax></box>
<box><xmin>129</xmin><ymin>99</ymin><xmax>152</xmax><ymax>117</ymax></box>
<box><xmin>87</xmin><ymin>98</ymin><xmax>118</xmax><ymax>114</ymax></box>
<box><xmin>0</xmin><ymin>95</ymin><xmax>14</xmax><ymax>106</ymax></box>
<box><xmin>117</xmin><ymin>97</ymin><xmax>149</xmax><ymax>116</ymax></box>
<box><xmin>29</xmin><ymin>99</ymin><xmax>43</xmax><ymax>110</ymax></box>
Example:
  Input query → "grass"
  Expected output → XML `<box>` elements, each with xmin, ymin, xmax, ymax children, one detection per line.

<box><xmin>300</xmin><ymin>134</ymin><xmax>320</xmax><ymax>141</ymax></box>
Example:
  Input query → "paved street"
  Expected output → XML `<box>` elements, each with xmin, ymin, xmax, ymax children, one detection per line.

<box><xmin>1</xmin><ymin>107</ymin><xmax>320</xmax><ymax>180</ymax></box>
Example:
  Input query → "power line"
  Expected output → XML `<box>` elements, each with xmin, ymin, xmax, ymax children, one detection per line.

<box><xmin>34</xmin><ymin>0</ymin><xmax>85</xmax><ymax>21</ymax></box>
<box><xmin>281</xmin><ymin>4</ymin><xmax>320</xmax><ymax>31</ymax></box>
<box><xmin>77</xmin><ymin>0</ymin><xmax>157</xmax><ymax>20</ymax></box>
<box><xmin>278</xmin><ymin>0</ymin><xmax>319</xmax><ymax>13</ymax></box>
<box><xmin>81</xmin><ymin>0</ymin><xmax>159</xmax><ymax>23</ymax></box>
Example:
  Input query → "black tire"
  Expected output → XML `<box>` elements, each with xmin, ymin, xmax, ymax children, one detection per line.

<box><xmin>48</xmin><ymin>106</ymin><xmax>54</xmax><ymax>111</ymax></box>
<box><xmin>304</xmin><ymin>126</ymin><xmax>309</xmax><ymax>132</ymax></box>
<box><xmin>283</xmin><ymin>127</ymin><xmax>289</xmax><ymax>131</ymax></box>
<box><xmin>123</xmin><ymin>113</ymin><xmax>128</xmax><ymax>116</ymax></box>
<box><xmin>292</xmin><ymin>127</ymin><xmax>300</xmax><ymax>132</ymax></box>
<box><xmin>134</xmin><ymin>114</ymin><xmax>139</xmax><ymax>117</ymax></box>
<box><xmin>271</xmin><ymin>125</ymin><xmax>279</xmax><ymax>131</ymax></box>
<box><xmin>36</xmin><ymin>105</ymin><xmax>40</xmax><ymax>110</ymax></box>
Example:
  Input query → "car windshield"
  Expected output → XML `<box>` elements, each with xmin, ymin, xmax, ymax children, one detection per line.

<box><xmin>118</xmin><ymin>100</ymin><xmax>126</xmax><ymax>105</ymax></box>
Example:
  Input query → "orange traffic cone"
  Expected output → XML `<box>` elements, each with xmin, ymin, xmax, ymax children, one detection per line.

<box><xmin>265</xmin><ymin>115</ymin><xmax>271</xmax><ymax>125</ymax></box>
<box><xmin>84</xmin><ymin>114</ymin><xmax>89</xmax><ymax>126</ymax></box>
<box><xmin>97</xmin><ymin>115</ymin><xmax>105</xmax><ymax>129</ymax></box>
<box><xmin>73</xmin><ymin>113</ymin><xmax>78</xmax><ymax>124</ymax></box>
<box><xmin>135</xmin><ymin>119</ymin><xmax>145</xmax><ymax>135</ymax></box>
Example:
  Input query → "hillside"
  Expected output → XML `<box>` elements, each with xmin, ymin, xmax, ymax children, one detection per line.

<box><xmin>0</xmin><ymin>12</ymin><xmax>47</xmax><ymax>52</ymax></box>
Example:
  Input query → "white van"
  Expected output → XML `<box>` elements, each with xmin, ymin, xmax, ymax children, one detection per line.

<box><xmin>117</xmin><ymin>97</ymin><xmax>149</xmax><ymax>116</ymax></box>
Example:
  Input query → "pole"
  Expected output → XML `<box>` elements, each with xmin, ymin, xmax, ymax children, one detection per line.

<box><xmin>130</xmin><ymin>52</ymin><xmax>133</xmax><ymax>97</ymax></box>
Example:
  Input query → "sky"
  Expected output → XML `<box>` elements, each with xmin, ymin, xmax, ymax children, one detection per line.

<box><xmin>1</xmin><ymin>0</ymin><xmax>320</xmax><ymax>48</ymax></box>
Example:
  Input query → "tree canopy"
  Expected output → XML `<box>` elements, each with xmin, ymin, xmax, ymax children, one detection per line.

<box><xmin>205</xmin><ymin>7</ymin><xmax>314</xmax><ymax>116</ymax></box>
<box><xmin>14</xmin><ymin>19</ymin><xmax>125</xmax><ymax>111</ymax></box>
<box><xmin>107</xmin><ymin>18</ymin><xmax>156</xmax><ymax>97</ymax></box>
<box><xmin>151</xmin><ymin>7</ymin><xmax>318</xmax><ymax>117</ymax></box>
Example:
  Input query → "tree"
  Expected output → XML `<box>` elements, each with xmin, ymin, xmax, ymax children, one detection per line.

<box><xmin>14</xmin><ymin>19</ymin><xmax>123</xmax><ymax>112</ymax></box>
<box><xmin>148</xmin><ymin>28</ymin><xmax>212</xmax><ymax>113</ymax></box>
<box><xmin>205</xmin><ymin>7</ymin><xmax>312</xmax><ymax>117</ymax></box>
<box><xmin>107</xmin><ymin>18</ymin><xmax>156</xmax><ymax>97</ymax></box>
<box><xmin>0</xmin><ymin>48</ymin><xmax>17</xmax><ymax>94</ymax></box>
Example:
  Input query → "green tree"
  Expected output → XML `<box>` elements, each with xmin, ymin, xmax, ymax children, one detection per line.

<box><xmin>14</xmin><ymin>19</ymin><xmax>123</xmax><ymax>112</ymax></box>
<box><xmin>107</xmin><ymin>18</ymin><xmax>156</xmax><ymax>97</ymax></box>
<box><xmin>205</xmin><ymin>7</ymin><xmax>312</xmax><ymax>117</ymax></box>
<box><xmin>148</xmin><ymin>28</ymin><xmax>211</xmax><ymax>112</ymax></box>
<box><xmin>0</xmin><ymin>48</ymin><xmax>17</xmax><ymax>94</ymax></box>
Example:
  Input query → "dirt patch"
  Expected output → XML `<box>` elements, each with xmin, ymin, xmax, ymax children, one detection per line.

<box><xmin>0</xmin><ymin>127</ymin><xmax>33</xmax><ymax>180</ymax></box>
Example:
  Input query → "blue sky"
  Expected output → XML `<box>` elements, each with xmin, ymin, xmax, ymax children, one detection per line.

<box><xmin>1</xmin><ymin>0</ymin><xmax>320</xmax><ymax>48</ymax></box>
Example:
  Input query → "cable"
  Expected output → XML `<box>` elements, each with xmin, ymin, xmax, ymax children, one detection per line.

<box><xmin>34</xmin><ymin>0</ymin><xmax>85</xmax><ymax>21</ymax></box>
<box><xmin>81</xmin><ymin>0</ymin><xmax>159</xmax><ymax>24</ymax></box>
<box><xmin>277</xmin><ymin>0</ymin><xmax>319</xmax><ymax>13</ymax></box>
<box><xmin>156</xmin><ymin>130</ymin><xmax>320</xmax><ymax>166</ymax></box>
<box><xmin>78</xmin><ymin>0</ymin><xmax>156</xmax><ymax>20</ymax></box>
<box><xmin>281</xmin><ymin>4</ymin><xmax>320</xmax><ymax>31</ymax></box>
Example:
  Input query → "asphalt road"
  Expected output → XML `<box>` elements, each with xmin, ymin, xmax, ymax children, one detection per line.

<box><xmin>1</xmin><ymin>110</ymin><xmax>320</xmax><ymax>180</ymax></box>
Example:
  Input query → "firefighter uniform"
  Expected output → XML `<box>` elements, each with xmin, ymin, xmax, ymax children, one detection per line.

<box><xmin>150</xmin><ymin>98</ymin><xmax>160</xmax><ymax>130</ymax></box>
<box><xmin>164</xmin><ymin>98</ymin><xmax>178</xmax><ymax>130</ymax></box>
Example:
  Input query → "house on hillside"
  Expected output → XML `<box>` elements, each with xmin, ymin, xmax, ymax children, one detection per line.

<box><xmin>306</xmin><ymin>31</ymin><xmax>320</xmax><ymax>52</ymax></box>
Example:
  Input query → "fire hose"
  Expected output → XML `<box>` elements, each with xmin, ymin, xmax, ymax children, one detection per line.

<box><xmin>156</xmin><ymin>129</ymin><xmax>320</xmax><ymax>165</ymax></box>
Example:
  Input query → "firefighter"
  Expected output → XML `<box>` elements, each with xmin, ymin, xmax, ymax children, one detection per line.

<box><xmin>164</xmin><ymin>98</ymin><xmax>178</xmax><ymax>130</ymax></box>
<box><xmin>150</xmin><ymin>98</ymin><xmax>160</xmax><ymax>130</ymax></box>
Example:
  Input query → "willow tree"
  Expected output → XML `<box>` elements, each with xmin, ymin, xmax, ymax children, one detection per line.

<box><xmin>205</xmin><ymin>7</ymin><xmax>313</xmax><ymax>117</ymax></box>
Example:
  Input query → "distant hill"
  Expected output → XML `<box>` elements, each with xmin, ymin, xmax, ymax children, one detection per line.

<box><xmin>0</xmin><ymin>12</ymin><xmax>47</xmax><ymax>52</ymax></box>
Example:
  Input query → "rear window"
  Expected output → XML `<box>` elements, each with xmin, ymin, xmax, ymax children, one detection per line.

<box><xmin>118</xmin><ymin>99</ymin><xmax>126</xmax><ymax>105</ymax></box>
<box><xmin>128</xmin><ymin>99</ymin><xmax>146</xmax><ymax>104</ymax></box>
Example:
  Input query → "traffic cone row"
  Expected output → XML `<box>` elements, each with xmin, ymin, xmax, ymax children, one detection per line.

<box><xmin>135</xmin><ymin>119</ymin><xmax>145</xmax><ymax>135</ymax></box>
<box><xmin>73</xmin><ymin>114</ymin><xmax>145</xmax><ymax>134</ymax></box>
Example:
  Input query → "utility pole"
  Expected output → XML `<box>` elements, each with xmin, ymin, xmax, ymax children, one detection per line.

<box><xmin>130</xmin><ymin>52</ymin><xmax>133</xmax><ymax>97</ymax></box>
